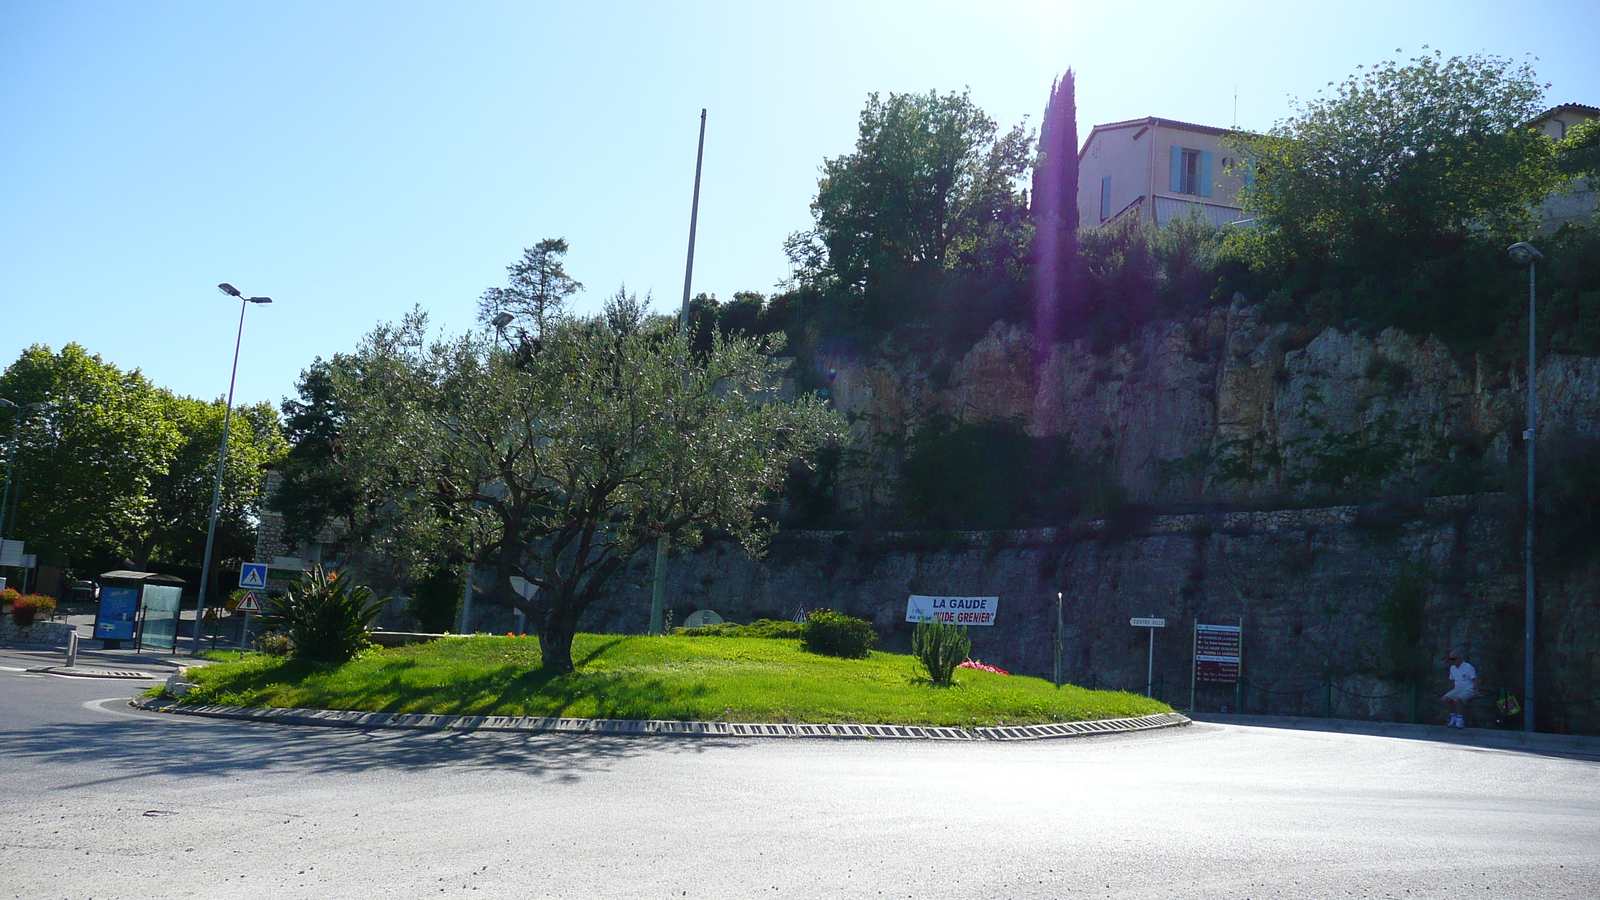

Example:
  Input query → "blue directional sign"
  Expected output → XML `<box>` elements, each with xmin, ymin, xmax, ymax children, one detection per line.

<box><xmin>239</xmin><ymin>562</ymin><xmax>269</xmax><ymax>591</ymax></box>
<box><xmin>95</xmin><ymin>586</ymin><xmax>139</xmax><ymax>641</ymax></box>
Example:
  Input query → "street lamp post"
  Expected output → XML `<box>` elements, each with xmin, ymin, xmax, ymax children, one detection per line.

<box><xmin>193</xmin><ymin>283</ymin><xmax>272</xmax><ymax>654</ymax></box>
<box><xmin>1508</xmin><ymin>241</ymin><xmax>1542</xmax><ymax>733</ymax></box>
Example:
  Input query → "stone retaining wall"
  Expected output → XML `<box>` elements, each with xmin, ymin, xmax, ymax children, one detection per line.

<box><xmin>0</xmin><ymin>619</ymin><xmax>75</xmax><ymax>645</ymax></box>
<box><xmin>569</xmin><ymin>494</ymin><xmax>1598</xmax><ymax>735</ymax></box>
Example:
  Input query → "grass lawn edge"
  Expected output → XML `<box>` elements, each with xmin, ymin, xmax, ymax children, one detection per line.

<box><xmin>159</xmin><ymin>633</ymin><xmax>1174</xmax><ymax>729</ymax></box>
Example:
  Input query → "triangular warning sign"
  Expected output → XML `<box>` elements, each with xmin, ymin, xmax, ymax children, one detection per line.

<box><xmin>236</xmin><ymin>591</ymin><xmax>261</xmax><ymax>612</ymax></box>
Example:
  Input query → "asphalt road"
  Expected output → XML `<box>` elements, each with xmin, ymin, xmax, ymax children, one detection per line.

<box><xmin>2</xmin><ymin>654</ymin><xmax>1597</xmax><ymax>899</ymax></box>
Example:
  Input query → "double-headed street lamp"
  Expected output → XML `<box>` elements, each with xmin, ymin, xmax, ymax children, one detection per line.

<box><xmin>193</xmin><ymin>283</ymin><xmax>272</xmax><ymax>654</ymax></box>
<box><xmin>1507</xmin><ymin>241</ymin><xmax>1542</xmax><ymax>734</ymax></box>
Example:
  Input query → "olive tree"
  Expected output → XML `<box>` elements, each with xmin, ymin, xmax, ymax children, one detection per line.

<box><xmin>333</xmin><ymin>293</ymin><xmax>844</xmax><ymax>672</ymax></box>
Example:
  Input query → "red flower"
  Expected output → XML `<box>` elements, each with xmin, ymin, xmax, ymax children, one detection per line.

<box><xmin>957</xmin><ymin>661</ymin><xmax>1010</xmax><ymax>675</ymax></box>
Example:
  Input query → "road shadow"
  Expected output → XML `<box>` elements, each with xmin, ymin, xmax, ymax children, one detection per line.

<box><xmin>180</xmin><ymin>637</ymin><xmax>712</xmax><ymax>722</ymax></box>
<box><xmin>0</xmin><ymin>705</ymin><xmax>747</xmax><ymax>789</ymax></box>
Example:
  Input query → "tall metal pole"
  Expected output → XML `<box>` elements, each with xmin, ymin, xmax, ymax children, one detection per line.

<box><xmin>193</xmin><ymin>300</ymin><xmax>249</xmax><ymax>654</ymax></box>
<box><xmin>681</xmin><ymin>108</ymin><xmax>707</xmax><ymax>332</ymax></box>
<box><xmin>1524</xmin><ymin>260</ymin><xmax>1537</xmax><ymax>733</ymax></box>
<box><xmin>1053</xmin><ymin>592</ymin><xmax>1062</xmax><ymax>686</ymax></box>
<box><xmin>1146</xmin><ymin>627</ymin><xmax>1156</xmax><ymax>698</ymax></box>
<box><xmin>651</xmin><ymin>108</ymin><xmax>707</xmax><ymax>637</ymax></box>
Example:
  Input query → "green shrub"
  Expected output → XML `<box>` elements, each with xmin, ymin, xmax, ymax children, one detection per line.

<box><xmin>912</xmin><ymin>618</ymin><xmax>971</xmax><ymax>686</ymax></box>
<box><xmin>676</xmin><ymin>618</ymin><xmax>806</xmax><ymax>639</ymax></box>
<box><xmin>254</xmin><ymin>631</ymin><xmax>292</xmax><ymax>657</ymax></box>
<box><xmin>801</xmin><ymin>609</ymin><xmax>875</xmax><ymax>659</ymax></box>
<box><xmin>260</xmin><ymin>567</ymin><xmax>381</xmax><ymax>664</ymax></box>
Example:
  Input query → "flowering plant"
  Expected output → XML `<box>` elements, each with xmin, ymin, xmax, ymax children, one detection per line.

<box><xmin>957</xmin><ymin>660</ymin><xmax>1010</xmax><ymax>675</ymax></box>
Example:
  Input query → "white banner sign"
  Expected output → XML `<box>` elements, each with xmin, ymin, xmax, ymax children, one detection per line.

<box><xmin>906</xmin><ymin>595</ymin><xmax>999</xmax><ymax>626</ymax></box>
<box><xmin>0</xmin><ymin>539</ymin><xmax>23</xmax><ymax>567</ymax></box>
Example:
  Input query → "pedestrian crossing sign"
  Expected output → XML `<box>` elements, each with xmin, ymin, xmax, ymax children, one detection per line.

<box><xmin>239</xmin><ymin>562</ymin><xmax>269</xmax><ymax>590</ymax></box>
<box><xmin>236</xmin><ymin>591</ymin><xmax>262</xmax><ymax>612</ymax></box>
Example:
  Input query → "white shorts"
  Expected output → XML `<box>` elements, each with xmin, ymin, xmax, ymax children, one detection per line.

<box><xmin>1443</xmin><ymin>687</ymin><xmax>1477</xmax><ymax>702</ymax></box>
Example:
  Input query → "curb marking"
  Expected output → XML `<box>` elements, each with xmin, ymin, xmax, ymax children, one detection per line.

<box><xmin>128</xmin><ymin>697</ymin><xmax>1189</xmax><ymax>742</ymax></box>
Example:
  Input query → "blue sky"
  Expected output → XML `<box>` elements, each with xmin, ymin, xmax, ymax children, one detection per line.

<box><xmin>3</xmin><ymin>0</ymin><xmax>1597</xmax><ymax>408</ymax></box>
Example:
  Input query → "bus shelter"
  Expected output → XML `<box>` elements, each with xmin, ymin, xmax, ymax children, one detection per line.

<box><xmin>95</xmin><ymin>570</ymin><xmax>186</xmax><ymax>651</ymax></box>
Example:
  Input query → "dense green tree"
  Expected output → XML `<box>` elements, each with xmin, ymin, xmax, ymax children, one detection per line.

<box><xmin>0</xmin><ymin>344</ymin><xmax>285</xmax><ymax>570</ymax></box>
<box><xmin>1228</xmin><ymin>51</ymin><xmax>1554</xmax><ymax>271</ymax></box>
<box><xmin>274</xmin><ymin>357</ymin><xmax>358</xmax><ymax>546</ymax></box>
<box><xmin>0</xmin><ymin>344</ymin><xmax>172</xmax><ymax>560</ymax></box>
<box><xmin>331</xmin><ymin>294</ymin><xmax>844</xmax><ymax>672</ymax></box>
<box><xmin>133</xmin><ymin>393</ymin><xmax>286</xmax><ymax>570</ymax></box>
<box><xmin>791</xmin><ymin>90</ymin><xmax>1033</xmax><ymax>330</ymax></box>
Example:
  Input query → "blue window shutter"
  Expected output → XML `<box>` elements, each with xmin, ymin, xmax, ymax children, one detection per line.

<box><xmin>1200</xmin><ymin>151</ymin><xmax>1214</xmax><ymax>197</ymax></box>
<box><xmin>1169</xmin><ymin>145</ymin><xmax>1182</xmax><ymax>192</ymax></box>
<box><xmin>1100</xmin><ymin>176</ymin><xmax>1111</xmax><ymax>220</ymax></box>
<box><xmin>1244</xmin><ymin>157</ymin><xmax>1255</xmax><ymax>186</ymax></box>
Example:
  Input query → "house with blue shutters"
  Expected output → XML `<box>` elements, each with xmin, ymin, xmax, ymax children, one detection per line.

<box><xmin>1075</xmin><ymin>116</ymin><xmax>1250</xmax><ymax>230</ymax></box>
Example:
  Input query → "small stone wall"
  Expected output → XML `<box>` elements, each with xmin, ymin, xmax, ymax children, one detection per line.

<box><xmin>0</xmin><ymin>619</ymin><xmax>75</xmax><ymax>645</ymax></box>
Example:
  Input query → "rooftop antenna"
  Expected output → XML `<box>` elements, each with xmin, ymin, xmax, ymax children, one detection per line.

<box><xmin>1233</xmin><ymin>85</ymin><xmax>1238</xmax><ymax>129</ymax></box>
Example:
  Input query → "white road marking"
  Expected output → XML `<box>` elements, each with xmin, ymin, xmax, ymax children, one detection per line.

<box><xmin>82</xmin><ymin>697</ymin><xmax>172</xmax><ymax>720</ymax></box>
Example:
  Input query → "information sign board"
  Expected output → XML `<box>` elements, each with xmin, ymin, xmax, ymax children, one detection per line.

<box><xmin>0</xmin><ymin>539</ymin><xmax>23</xmax><ymax>567</ymax></box>
<box><xmin>95</xmin><ymin>586</ymin><xmax>140</xmax><ymax>641</ymax></box>
<box><xmin>1195</xmin><ymin>623</ymin><xmax>1242</xmax><ymax>683</ymax></box>
<box><xmin>905</xmin><ymin>595</ymin><xmax>999</xmax><ymax>626</ymax></box>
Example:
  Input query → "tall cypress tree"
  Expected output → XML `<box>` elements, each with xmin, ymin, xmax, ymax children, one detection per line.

<box><xmin>1031</xmin><ymin>69</ymin><xmax>1080</xmax><ymax>342</ymax></box>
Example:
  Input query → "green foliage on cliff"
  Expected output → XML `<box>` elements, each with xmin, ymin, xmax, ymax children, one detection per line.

<box><xmin>1072</xmin><ymin>213</ymin><xmax>1228</xmax><ymax>347</ymax></box>
<box><xmin>897</xmin><ymin>416</ymin><xmax>1115</xmax><ymax>528</ymax></box>
<box><xmin>1220</xmin><ymin>51</ymin><xmax>1592</xmax><ymax>355</ymax></box>
<box><xmin>1536</xmin><ymin>434</ymin><xmax>1600</xmax><ymax>573</ymax></box>
<box><xmin>1229</xmin><ymin>51</ymin><xmax>1552</xmax><ymax>268</ymax></box>
<box><xmin>1377</xmin><ymin>566</ymin><xmax>1429</xmax><ymax>682</ymax></box>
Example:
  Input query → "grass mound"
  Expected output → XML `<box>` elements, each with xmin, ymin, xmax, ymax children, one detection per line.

<box><xmin>173</xmin><ymin>634</ymin><xmax>1169</xmax><ymax>728</ymax></box>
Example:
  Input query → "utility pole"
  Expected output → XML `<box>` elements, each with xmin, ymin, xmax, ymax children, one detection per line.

<box><xmin>651</xmin><ymin>108</ymin><xmax>707</xmax><ymax>636</ymax></box>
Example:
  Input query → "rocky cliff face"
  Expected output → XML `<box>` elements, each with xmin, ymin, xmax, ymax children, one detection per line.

<box><xmin>571</xmin><ymin>302</ymin><xmax>1600</xmax><ymax>733</ymax></box>
<box><xmin>822</xmin><ymin>298</ymin><xmax>1600</xmax><ymax>515</ymax></box>
<box><xmin>459</xmin><ymin>302</ymin><xmax>1600</xmax><ymax>733</ymax></box>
